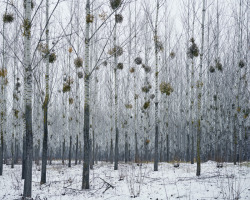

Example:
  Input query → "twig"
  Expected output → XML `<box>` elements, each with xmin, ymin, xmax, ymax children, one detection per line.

<box><xmin>99</xmin><ymin>177</ymin><xmax>115</xmax><ymax>194</ymax></box>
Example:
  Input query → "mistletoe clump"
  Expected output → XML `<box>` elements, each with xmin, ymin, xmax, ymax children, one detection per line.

<box><xmin>3</xmin><ymin>13</ymin><xmax>14</xmax><ymax>23</ymax></box>
<box><xmin>86</xmin><ymin>14</ymin><xmax>94</xmax><ymax>23</ymax></box>
<box><xmin>110</xmin><ymin>0</ymin><xmax>122</xmax><ymax>10</ymax></box>
<box><xmin>187</xmin><ymin>38</ymin><xmax>199</xmax><ymax>58</ymax></box>
<box><xmin>78</xmin><ymin>72</ymin><xmax>83</xmax><ymax>79</ymax></box>
<box><xmin>102</xmin><ymin>60</ymin><xmax>108</xmax><ymax>66</ymax></box>
<box><xmin>143</xmin><ymin>101</ymin><xmax>150</xmax><ymax>109</ymax></box>
<box><xmin>38</xmin><ymin>43</ymin><xmax>49</xmax><ymax>55</ymax></box>
<box><xmin>239</xmin><ymin>60</ymin><xmax>245</xmax><ymax>68</ymax></box>
<box><xmin>108</xmin><ymin>45</ymin><xmax>123</xmax><ymax>57</ymax></box>
<box><xmin>125</xmin><ymin>104</ymin><xmax>132</xmax><ymax>109</ymax></box>
<box><xmin>215</xmin><ymin>59</ymin><xmax>223</xmax><ymax>72</ymax></box>
<box><xmin>38</xmin><ymin>43</ymin><xmax>56</xmax><ymax>63</ymax></box>
<box><xmin>15</xmin><ymin>81</ymin><xmax>21</xmax><ymax>91</ymax></box>
<box><xmin>170</xmin><ymin>51</ymin><xmax>176</xmax><ymax>59</ymax></box>
<box><xmin>142</xmin><ymin>64</ymin><xmax>151</xmax><ymax>73</ymax></box>
<box><xmin>160</xmin><ymin>82</ymin><xmax>173</xmax><ymax>96</ymax></box>
<box><xmin>154</xmin><ymin>36</ymin><xmax>164</xmax><ymax>52</ymax></box>
<box><xmin>196</xmin><ymin>80</ymin><xmax>203</xmax><ymax>88</ymax></box>
<box><xmin>142</xmin><ymin>83</ymin><xmax>152</xmax><ymax>93</ymax></box>
<box><xmin>115</xmin><ymin>14</ymin><xmax>123</xmax><ymax>23</ymax></box>
<box><xmin>130</xmin><ymin>67</ymin><xmax>135</xmax><ymax>73</ymax></box>
<box><xmin>68</xmin><ymin>47</ymin><xmax>73</xmax><ymax>53</ymax></box>
<box><xmin>0</xmin><ymin>68</ymin><xmax>7</xmax><ymax>77</ymax></box>
<box><xmin>63</xmin><ymin>84</ymin><xmax>71</xmax><ymax>93</ymax></box>
<box><xmin>117</xmin><ymin>63</ymin><xmax>123</xmax><ymax>70</ymax></box>
<box><xmin>74</xmin><ymin>57</ymin><xmax>83</xmax><ymax>68</ymax></box>
<box><xmin>209</xmin><ymin>66</ymin><xmax>215</xmax><ymax>73</ymax></box>
<box><xmin>69</xmin><ymin>98</ymin><xmax>74</xmax><ymax>105</ymax></box>
<box><xmin>13</xmin><ymin>109</ymin><xmax>19</xmax><ymax>118</ymax></box>
<box><xmin>49</xmin><ymin>53</ymin><xmax>57</xmax><ymax>63</ymax></box>
<box><xmin>134</xmin><ymin>57</ymin><xmax>142</xmax><ymax>65</ymax></box>
<box><xmin>62</xmin><ymin>77</ymin><xmax>73</xmax><ymax>93</ymax></box>
<box><xmin>243</xmin><ymin>108</ymin><xmax>250</xmax><ymax>119</ymax></box>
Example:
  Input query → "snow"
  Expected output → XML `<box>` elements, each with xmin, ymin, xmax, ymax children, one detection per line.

<box><xmin>0</xmin><ymin>161</ymin><xmax>250</xmax><ymax>200</ymax></box>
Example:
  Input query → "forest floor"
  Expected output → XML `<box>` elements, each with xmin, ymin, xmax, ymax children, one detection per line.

<box><xmin>0</xmin><ymin>161</ymin><xmax>250</xmax><ymax>200</ymax></box>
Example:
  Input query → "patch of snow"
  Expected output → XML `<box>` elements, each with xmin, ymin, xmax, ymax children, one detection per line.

<box><xmin>0</xmin><ymin>161</ymin><xmax>249</xmax><ymax>200</ymax></box>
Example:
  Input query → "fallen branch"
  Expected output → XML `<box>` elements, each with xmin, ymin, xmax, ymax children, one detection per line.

<box><xmin>99</xmin><ymin>177</ymin><xmax>115</xmax><ymax>193</ymax></box>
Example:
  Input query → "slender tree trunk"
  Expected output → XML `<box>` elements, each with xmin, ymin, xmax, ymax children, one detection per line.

<box><xmin>62</xmin><ymin>138</ymin><xmax>65</xmax><ymax>165</ymax></box>
<box><xmin>134</xmin><ymin>1</ymin><xmax>139</xmax><ymax>164</ymax></box>
<box><xmin>196</xmin><ymin>0</ymin><xmax>205</xmax><ymax>176</ymax></box>
<box><xmin>49</xmin><ymin>147</ymin><xmax>52</xmax><ymax>165</ymax></box>
<box><xmin>41</xmin><ymin>106</ymin><xmax>48</xmax><ymax>183</ymax></box>
<box><xmin>0</xmin><ymin>74</ymin><xmax>4</xmax><ymax>174</ymax></box>
<box><xmin>75</xmin><ymin>134</ymin><xmax>78</xmax><ymax>165</ymax></box>
<box><xmin>22</xmin><ymin>133</ymin><xmax>26</xmax><ymax>179</ymax></box>
<box><xmin>114</xmin><ymin>11</ymin><xmax>119</xmax><ymax>170</ymax></box>
<box><xmin>68</xmin><ymin>135</ymin><xmax>72</xmax><ymax>167</ymax></box>
<box><xmin>154</xmin><ymin>0</ymin><xmax>160</xmax><ymax>171</ymax></box>
<box><xmin>90</xmin><ymin>139</ymin><xmax>93</xmax><ymax>169</ymax></box>
<box><xmin>92</xmin><ymin>130</ymin><xmax>95</xmax><ymax>167</ymax></box>
<box><xmin>82</xmin><ymin>0</ymin><xmax>91</xmax><ymax>189</ymax></box>
<box><xmin>125</xmin><ymin>132</ymin><xmax>128</xmax><ymax>163</ymax></box>
<box><xmin>23</xmin><ymin>0</ymin><xmax>33</xmax><ymax>197</ymax></box>
<box><xmin>110</xmin><ymin>138</ymin><xmax>113</xmax><ymax>163</ymax></box>
<box><xmin>185</xmin><ymin>0</ymin><xmax>191</xmax><ymax>162</ymax></box>
<box><xmin>79</xmin><ymin>142</ymin><xmax>82</xmax><ymax>164</ymax></box>
<box><xmin>11</xmin><ymin>132</ymin><xmax>14</xmax><ymax>168</ymax></box>
<box><xmin>15</xmin><ymin>138</ymin><xmax>19</xmax><ymax>164</ymax></box>
<box><xmin>0</xmin><ymin>124</ymin><xmax>3</xmax><ymax>175</ymax></box>
<box><xmin>0</xmin><ymin>8</ymin><xmax>6</xmax><ymax>176</ymax></box>
<box><xmin>41</xmin><ymin>0</ymin><xmax>50</xmax><ymax>184</ymax></box>
<box><xmin>190</xmin><ymin>1</ymin><xmax>196</xmax><ymax>165</ymax></box>
<box><xmin>233</xmin><ymin>114</ymin><xmax>237</xmax><ymax>165</ymax></box>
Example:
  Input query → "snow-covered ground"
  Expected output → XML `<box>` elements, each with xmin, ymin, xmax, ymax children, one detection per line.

<box><xmin>0</xmin><ymin>161</ymin><xmax>249</xmax><ymax>200</ymax></box>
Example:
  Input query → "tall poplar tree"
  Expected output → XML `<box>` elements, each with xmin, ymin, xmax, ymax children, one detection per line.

<box><xmin>23</xmin><ymin>0</ymin><xmax>33</xmax><ymax>198</ymax></box>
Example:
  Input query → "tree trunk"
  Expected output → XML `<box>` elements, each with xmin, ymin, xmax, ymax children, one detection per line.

<box><xmin>75</xmin><ymin>135</ymin><xmax>78</xmax><ymax>165</ymax></box>
<box><xmin>125</xmin><ymin>132</ymin><xmax>128</xmax><ymax>163</ymax></box>
<box><xmin>114</xmin><ymin>11</ymin><xmax>119</xmax><ymax>170</ymax></box>
<box><xmin>82</xmin><ymin>0</ymin><xmax>91</xmax><ymax>189</ymax></box>
<box><xmin>23</xmin><ymin>0</ymin><xmax>33</xmax><ymax>197</ymax></box>
<box><xmin>11</xmin><ymin>133</ymin><xmax>14</xmax><ymax>168</ymax></box>
<box><xmin>166</xmin><ymin>134</ymin><xmax>169</xmax><ymax>162</ymax></box>
<box><xmin>68</xmin><ymin>135</ymin><xmax>72</xmax><ymax>167</ymax></box>
<box><xmin>110</xmin><ymin>138</ymin><xmax>113</xmax><ymax>163</ymax></box>
<box><xmin>41</xmin><ymin>0</ymin><xmax>50</xmax><ymax>184</ymax></box>
<box><xmin>22</xmin><ymin>134</ymin><xmax>26</xmax><ymax>179</ymax></box>
<box><xmin>41</xmin><ymin>106</ymin><xmax>48</xmax><ymax>184</ymax></box>
<box><xmin>90</xmin><ymin>139</ymin><xmax>93</xmax><ymax>169</ymax></box>
<box><xmin>79</xmin><ymin>142</ymin><xmax>82</xmax><ymax>164</ymax></box>
<box><xmin>186</xmin><ymin>134</ymin><xmax>190</xmax><ymax>162</ymax></box>
<box><xmin>196</xmin><ymin>0</ymin><xmax>205</xmax><ymax>176</ymax></box>
<box><xmin>15</xmin><ymin>138</ymin><xmax>19</xmax><ymax>164</ymax></box>
<box><xmin>0</xmin><ymin>127</ymin><xmax>3</xmax><ymax>175</ymax></box>
<box><xmin>154</xmin><ymin>0</ymin><xmax>160</xmax><ymax>171</ymax></box>
<box><xmin>62</xmin><ymin>138</ymin><xmax>65</xmax><ymax>165</ymax></box>
<box><xmin>191</xmin><ymin>134</ymin><xmax>194</xmax><ymax>164</ymax></box>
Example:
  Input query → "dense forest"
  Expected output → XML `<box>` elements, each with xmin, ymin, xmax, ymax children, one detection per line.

<box><xmin>0</xmin><ymin>0</ymin><xmax>249</xmax><ymax>199</ymax></box>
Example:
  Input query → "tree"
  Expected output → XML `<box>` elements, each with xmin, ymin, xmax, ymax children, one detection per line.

<box><xmin>154</xmin><ymin>0</ymin><xmax>160</xmax><ymax>172</ymax></box>
<box><xmin>196</xmin><ymin>0</ymin><xmax>206</xmax><ymax>176</ymax></box>
<box><xmin>23</xmin><ymin>0</ymin><xmax>33</xmax><ymax>197</ymax></box>
<box><xmin>82</xmin><ymin>0</ymin><xmax>91</xmax><ymax>189</ymax></box>
<box><xmin>41</xmin><ymin>0</ymin><xmax>50</xmax><ymax>184</ymax></box>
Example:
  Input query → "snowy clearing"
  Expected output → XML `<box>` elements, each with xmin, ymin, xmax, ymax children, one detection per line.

<box><xmin>0</xmin><ymin>161</ymin><xmax>250</xmax><ymax>200</ymax></box>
